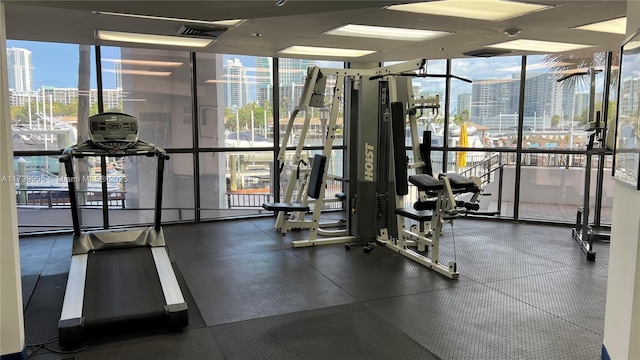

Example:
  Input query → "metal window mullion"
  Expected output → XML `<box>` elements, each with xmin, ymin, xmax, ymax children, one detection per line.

<box><xmin>513</xmin><ymin>55</ymin><xmax>527</xmax><ymax>221</ymax></box>
<box><xmin>273</xmin><ymin>58</ymin><xmax>281</xmax><ymax>203</ymax></box>
<box><xmin>443</xmin><ymin>59</ymin><xmax>452</xmax><ymax>174</ymax></box>
<box><xmin>190</xmin><ymin>52</ymin><xmax>201</xmax><ymax>222</ymax></box>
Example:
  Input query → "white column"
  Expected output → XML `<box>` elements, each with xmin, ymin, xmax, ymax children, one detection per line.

<box><xmin>0</xmin><ymin>1</ymin><xmax>26</xmax><ymax>357</ymax></box>
<box><xmin>602</xmin><ymin>3</ymin><xmax>640</xmax><ymax>359</ymax></box>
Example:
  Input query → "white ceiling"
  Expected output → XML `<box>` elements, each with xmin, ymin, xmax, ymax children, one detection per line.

<box><xmin>3</xmin><ymin>0</ymin><xmax>629</xmax><ymax>62</ymax></box>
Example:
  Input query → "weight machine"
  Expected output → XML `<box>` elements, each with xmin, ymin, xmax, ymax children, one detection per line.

<box><xmin>263</xmin><ymin>66</ymin><xmax>360</xmax><ymax>247</ymax></box>
<box><xmin>559</xmin><ymin>68</ymin><xmax>613</xmax><ymax>261</ymax></box>
<box><xmin>360</xmin><ymin>64</ymin><xmax>483</xmax><ymax>279</ymax></box>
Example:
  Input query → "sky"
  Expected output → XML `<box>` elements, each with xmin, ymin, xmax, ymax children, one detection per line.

<box><xmin>7</xmin><ymin>40</ymin><xmax>120</xmax><ymax>89</ymax></box>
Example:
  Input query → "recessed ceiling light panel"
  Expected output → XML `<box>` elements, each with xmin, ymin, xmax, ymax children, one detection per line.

<box><xmin>103</xmin><ymin>59</ymin><xmax>184</xmax><ymax>67</ymax></box>
<box><xmin>325</xmin><ymin>24</ymin><xmax>451</xmax><ymax>41</ymax></box>
<box><xmin>485</xmin><ymin>39</ymin><xmax>594</xmax><ymax>52</ymax></box>
<box><xmin>94</xmin><ymin>11</ymin><xmax>245</xmax><ymax>26</ymax></box>
<box><xmin>572</xmin><ymin>17</ymin><xmax>627</xmax><ymax>35</ymax></box>
<box><xmin>385</xmin><ymin>0</ymin><xmax>552</xmax><ymax>22</ymax></box>
<box><xmin>279</xmin><ymin>45</ymin><xmax>376</xmax><ymax>58</ymax></box>
<box><xmin>96</xmin><ymin>30</ymin><xmax>213</xmax><ymax>47</ymax></box>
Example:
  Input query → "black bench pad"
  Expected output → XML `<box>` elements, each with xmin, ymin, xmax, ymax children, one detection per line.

<box><xmin>395</xmin><ymin>207</ymin><xmax>433</xmax><ymax>221</ymax></box>
<box><xmin>409</xmin><ymin>174</ymin><xmax>443</xmax><ymax>191</ymax></box>
<box><xmin>440</xmin><ymin>173</ymin><xmax>476</xmax><ymax>191</ymax></box>
<box><xmin>335</xmin><ymin>192</ymin><xmax>346</xmax><ymax>201</ymax></box>
<box><xmin>262</xmin><ymin>203</ymin><xmax>310</xmax><ymax>212</ymax></box>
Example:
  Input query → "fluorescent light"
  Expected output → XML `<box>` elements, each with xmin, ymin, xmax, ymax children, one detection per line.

<box><xmin>103</xmin><ymin>69</ymin><xmax>172</xmax><ymax>76</ymax></box>
<box><xmin>572</xmin><ymin>17</ymin><xmax>627</xmax><ymax>34</ymax></box>
<box><xmin>325</xmin><ymin>24</ymin><xmax>451</xmax><ymax>41</ymax></box>
<box><xmin>279</xmin><ymin>45</ymin><xmax>375</xmax><ymax>58</ymax></box>
<box><xmin>96</xmin><ymin>30</ymin><xmax>213</xmax><ymax>47</ymax></box>
<box><xmin>385</xmin><ymin>0</ymin><xmax>552</xmax><ymax>22</ymax></box>
<box><xmin>103</xmin><ymin>59</ymin><xmax>183</xmax><ymax>67</ymax></box>
<box><xmin>485</xmin><ymin>39</ymin><xmax>594</xmax><ymax>52</ymax></box>
<box><xmin>94</xmin><ymin>11</ymin><xmax>244</xmax><ymax>26</ymax></box>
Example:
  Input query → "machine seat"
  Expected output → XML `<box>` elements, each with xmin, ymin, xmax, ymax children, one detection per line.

<box><xmin>439</xmin><ymin>173</ymin><xmax>477</xmax><ymax>192</ymax></box>
<box><xmin>395</xmin><ymin>207</ymin><xmax>433</xmax><ymax>222</ymax></box>
<box><xmin>262</xmin><ymin>203</ymin><xmax>310</xmax><ymax>212</ymax></box>
<box><xmin>335</xmin><ymin>192</ymin><xmax>346</xmax><ymax>201</ymax></box>
<box><xmin>409</xmin><ymin>174</ymin><xmax>443</xmax><ymax>192</ymax></box>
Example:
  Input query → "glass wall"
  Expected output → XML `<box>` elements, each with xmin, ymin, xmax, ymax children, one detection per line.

<box><xmin>7</xmin><ymin>39</ymin><xmax>620</xmax><ymax>233</ymax></box>
<box><xmin>9</xmin><ymin>41</ymin><xmax>96</xmax><ymax>232</ymax></box>
<box><xmin>517</xmin><ymin>52</ymin><xmax>611</xmax><ymax>222</ymax></box>
<box><xmin>277</xmin><ymin>58</ymin><xmax>345</xmax><ymax>199</ymax></box>
<box><xmin>196</xmin><ymin>54</ymin><xmax>276</xmax><ymax>219</ymax></box>
<box><xmin>100</xmin><ymin>47</ymin><xmax>196</xmax><ymax>225</ymax></box>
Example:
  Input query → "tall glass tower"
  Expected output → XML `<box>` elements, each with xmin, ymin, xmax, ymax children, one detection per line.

<box><xmin>6</xmin><ymin>47</ymin><xmax>34</xmax><ymax>92</ymax></box>
<box><xmin>255</xmin><ymin>57</ymin><xmax>272</xmax><ymax>107</ymax></box>
<box><xmin>223</xmin><ymin>58</ymin><xmax>250</xmax><ymax>109</ymax></box>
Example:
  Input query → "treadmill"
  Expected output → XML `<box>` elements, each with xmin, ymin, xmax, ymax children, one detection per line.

<box><xmin>58</xmin><ymin>112</ymin><xmax>188</xmax><ymax>348</ymax></box>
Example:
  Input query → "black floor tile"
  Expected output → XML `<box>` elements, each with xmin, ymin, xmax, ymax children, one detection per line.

<box><xmin>475</xmin><ymin>225</ymin><xmax>609</xmax><ymax>268</ymax></box>
<box><xmin>19</xmin><ymin>237</ymin><xmax>55</xmax><ymax>276</ymax></box>
<box><xmin>24</xmin><ymin>274</ymin><xmax>66</xmax><ymax>344</ymax></box>
<box><xmin>178</xmin><ymin>250</ymin><xmax>357</xmax><ymax>326</ymax></box>
<box><xmin>31</xmin><ymin>328</ymin><xmax>224</xmax><ymax>360</ymax></box>
<box><xmin>293</xmin><ymin>244</ymin><xmax>476</xmax><ymax>301</ymax></box>
<box><xmin>172</xmin><ymin>263</ymin><xmax>207</xmax><ymax>330</ymax></box>
<box><xmin>21</xmin><ymin>274</ymin><xmax>39</xmax><ymax>310</ymax></box>
<box><xmin>210</xmin><ymin>303</ymin><xmax>440</xmax><ymax>360</ymax></box>
<box><xmin>19</xmin><ymin>220</ymin><xmax>611</xmax><ymax>360</ymax></box>
<box><xmin>433</xmin><ymin>230</ymin><xmax>573</xmax><ymax>283</ymax></box>
<box><xmin>485</xmin><ymin>269</ymin><xmax>607</xmax><ymax>335</ymax></box>
<box><xmin>365</xmin><ymin>285</ymin><xmax>603</xmax><ymax>360</ymax></box>
<box><xmin>41</xmin><ymin>236</ymin><xmax>72</xmax><ymax>276</ymax></box>
<box><xmin>164</xmin><ymin>222</ymin><xmax>287</xmax><ymax>261</ymax></box>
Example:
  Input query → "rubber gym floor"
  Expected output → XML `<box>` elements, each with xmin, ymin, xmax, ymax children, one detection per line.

<box><xmin>20</xmin><ymin>216</ymin><xmax>609</xmax><ymax>359</ymax></box>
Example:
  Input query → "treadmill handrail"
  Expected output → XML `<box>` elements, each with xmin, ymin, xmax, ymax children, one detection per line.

<box><xmin>60</xmin><ymin>139</ymin><xmax>167</xmax><ymax>158</ymax></box>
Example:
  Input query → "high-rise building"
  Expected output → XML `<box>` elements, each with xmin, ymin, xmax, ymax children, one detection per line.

<box><xmin>114</xmin><ymin>60</ymin><xmax>123</xmax><ymax>91</ymax></box>
<box><xmin>470</xmin><ymin>72</ymin><xmax>577</xmax><ymax>130</ymax></box>
<box><xmin>278</xmin><ymin>58</ymin><xmax>315</xmax><ymax>113</ymax></box>
<box><xmin>457</xmin><ymin>93</ymin><xmax>471</xmax><ymax>113</ymax></box>
<box><xmin>223</xmin><ymin>58</ymin><xmax>250</xmax><ymax>109</ymax></box>
<box><xmin>6</xmin><ymin>47</ymin><xmax>34</xmax><ymax>92</ymax></box>
<box><xmin>619</xmin><ymin>75</ymin><xmax>640</xmax><ymax>117</ymax></box>
<box><xmin>255</xmin><ymin>57</ymin><xmax>272</xmax><ymax>107</ymax></box>
<box><xmin>471</xmin><ymin>78</ymin><xmax>520</xmax><ymax>119</ymax></box>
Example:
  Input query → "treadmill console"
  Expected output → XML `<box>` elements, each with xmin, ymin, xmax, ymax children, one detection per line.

<box><xmin>89</xmin><ymin>112</ymin><xmax>140</xmax><ymax>150</ymax></box>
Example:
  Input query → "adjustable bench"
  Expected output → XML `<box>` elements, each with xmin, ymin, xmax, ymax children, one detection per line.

<box><xmin>395</xmin><ymin>174</ymin><xmax>443</xmax><ymax>222</ymax></box>
<box><xmin>262</xmin><ymin>154</ymin><xmax>326</xmax><ymax>215</ymax></box>
<box><xmin>262</xmin><ymin>155</ymin><xmax>352</xmax><ymax>246</ymax></box>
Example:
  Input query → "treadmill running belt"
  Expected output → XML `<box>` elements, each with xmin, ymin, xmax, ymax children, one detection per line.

<box><xmin>84</xmin><ymin>247</ymin><xmax>166</xmax><ymax>327</ymax></box>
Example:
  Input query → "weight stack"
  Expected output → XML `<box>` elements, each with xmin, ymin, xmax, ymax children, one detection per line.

<box><xmin>376</xmin><ymin>192</ymin><xmax>389</xmax><ymax>231</ymax></box>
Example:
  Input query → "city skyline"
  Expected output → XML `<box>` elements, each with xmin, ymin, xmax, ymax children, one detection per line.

<box><xmin>6</xmin><ymin>40</ymin><xmax>621</xmax><ymax>131</ymax></box>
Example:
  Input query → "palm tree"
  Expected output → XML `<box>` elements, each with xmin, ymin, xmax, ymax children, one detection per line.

<box><xmin>543</xmin><ymin>51</ymin><xmax>619</xmax><ymax>125</ymax></box>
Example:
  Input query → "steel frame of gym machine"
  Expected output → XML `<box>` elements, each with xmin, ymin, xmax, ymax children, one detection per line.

<box><xmin>365</xmin><ymin>61</ymin><xmax>482</xmax><ymax>279</ymax></box>
<box><xmin>274</xmin><ymin>60</ymin><xmax>481</xmax><ymax>279</ymax></box>
<box><xmin>57</xmin><ymin>124</ymin><xmax>187</xmax><ymax>348</ymax></box>
<box><xmin>559</xmin><ymin>67</ymin><xmax>613</xmax><ymax>261</ymax></box>
<box><xmin>264</xmin><ymin>66</ymin><xmax>366</xmax><ymax>247</ymax></box>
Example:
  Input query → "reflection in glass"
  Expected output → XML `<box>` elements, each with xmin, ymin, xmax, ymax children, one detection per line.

<box><xmin>199</xmin><ymin>151</ymin><xmax>275</xmax><ymax>219</ymax></box>
<box><xmin>196</xmin><ymin>54</ymin><xmax>275</xmax><ymax>148</ymax></box>
<box><xmin>100</xmin><ymin>46</ymin><xmax>193</xmax><ymax>149</ymax></box>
